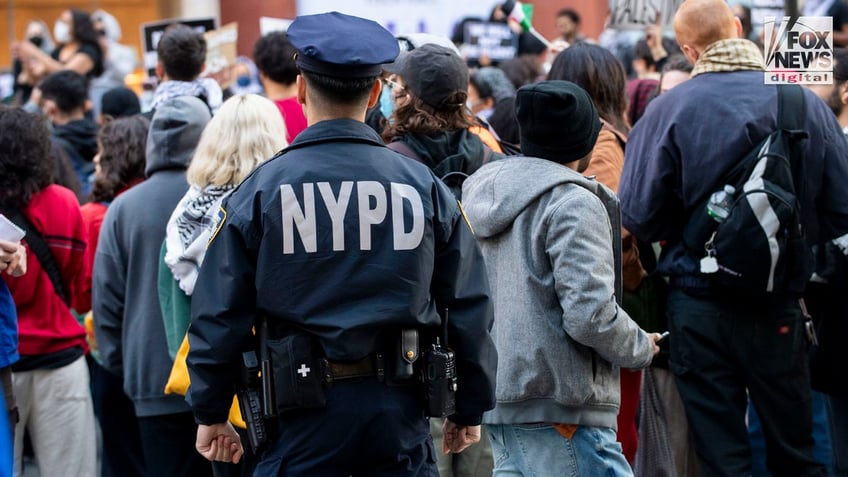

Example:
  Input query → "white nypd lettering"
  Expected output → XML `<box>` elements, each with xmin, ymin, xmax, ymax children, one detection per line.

<box><xmin>317</xmin><ymin>181</ymin><xmax>353</xmax><ymax>251</ymax></box>
<box><xmin>357</xmin><ymin>181</ymin><xmax>387</xmax><ymax>251</ymax></box>
<box><xmin>280</xmin><ymin>184</ymin><xmax>317</xmax><ymax>254</ymax></box>
<box><xmin>279</xmin><ymin>181</ymin><xmax>424</xmax><ymax>254</ymax></box>
<box><xmin>391</xmin><ymin>183</ymin><xmax>424</xmax><ymax>250</ymax></box>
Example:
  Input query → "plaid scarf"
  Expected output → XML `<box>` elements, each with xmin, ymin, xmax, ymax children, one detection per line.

<box><xmin>690</xmin><ymin>39</ymin><xmax>765</xmax><ymax>78</ymax></box>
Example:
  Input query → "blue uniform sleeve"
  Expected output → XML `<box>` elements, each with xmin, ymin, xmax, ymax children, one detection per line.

<box><xmin>431</xmin><ymin>191</ymin><xmax>497</xmax><ymax>426</ymax></box>
<box><xmin>186</xmin><ymin>205</ymin><xmax>258</xmax><ymax>424</ymax></box>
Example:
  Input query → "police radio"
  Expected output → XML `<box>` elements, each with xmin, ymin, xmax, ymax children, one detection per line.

<box><xmin>422</xmin><ymin>309</ymin><xmax>457</xmax><ymax>417</ymax></box>
<box><xmin>236</xmin><ymin>350</ymin><xmax>268</xmax><ymax>453</ymax></box>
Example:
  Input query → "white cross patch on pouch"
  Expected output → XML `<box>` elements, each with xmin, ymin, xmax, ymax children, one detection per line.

<box><xmin>297</xmin><ymin>363</ymin><xmax>311</xmax><ymax>378</ymax></box>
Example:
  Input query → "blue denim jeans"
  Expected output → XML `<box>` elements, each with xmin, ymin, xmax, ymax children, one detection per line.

<box><xmin>486</xmin><ymin>423</ymin><xmax>634</xmax><ymax>477</ymax></box>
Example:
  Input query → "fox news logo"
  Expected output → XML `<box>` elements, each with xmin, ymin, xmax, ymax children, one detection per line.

<box><xmin>764</xmin><ymin>16</ymin><xmax>833</xmax><ymax>84</ymax></box>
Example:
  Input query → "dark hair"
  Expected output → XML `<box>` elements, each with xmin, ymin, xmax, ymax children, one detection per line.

<box><xmin>253</xmin><ymin>32</ymin><xmax>299</xmax><ymax>86</ymax></box>
<box><xmin>300</xmin><ymin>70</ymin><xmax>376</xmax><ymax>106</ymax></box>
<box><xmin>0</xmin><ymin>106</ymin><xmax>54</xmax><ymax>208</ymax></box>
<box><xmin>39</xmin><ymin>70</ymin><xmax>89</xmax><ymax>112</ymax></box>
<box><xmin>834</xmin><ymin>47</ymin><xmax>848</xmax><ymax>82</ymax></box>
<box><xmin>69</xmin><ymin>9</ymin><xmax>105</xmax><ymax>77</ymax></box>
<box><xmin>734</xmin><ymin>4</ymin><xmax>753</xmax><ymax>39</ymax></box>
<box><xmin>557</xmin><ymin>8</ymin><xmax>580</xmax><ymax>25</ymax></box>
<box><xmin>548</xmin><ymin>42</ymin><xmax>630</xmax><ymax>134</ymax></box>
<box><xmin>382</xmin><ymin>94</ymin><xmax>474</xmax><ymax>141</ymax></box>
<box><xmin>499</xmin><ymin>56</ymin><xmax>541</xmax><ymax>89</ymax></box>
<box><xmin>469</xmin><ymin>74</ymin><xmax>493</xmax><ymax>100</ymax></box>
<box><xmin>662</xmin><ymin>53</ymin><xmax>694</xmax><ymax>74</ymax></box>
<box><xmin>91</xmin><ymin>116</ymin><xmax>149</xmax><ymax>202</ymax></box>
<box><xmin>157</xmin><ymin>24</ymin><xmax>207</xmax><ymax>81</ymax></box>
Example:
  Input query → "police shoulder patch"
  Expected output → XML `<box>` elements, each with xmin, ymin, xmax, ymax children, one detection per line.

<box><xmin>207</xmin><ymin>206</ymin><xmax>227</xmax><ymax>247</ymax></box>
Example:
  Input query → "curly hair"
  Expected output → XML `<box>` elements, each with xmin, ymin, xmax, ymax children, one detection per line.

<box><xmin>382</xmin><ymin>93</ymin><xmax>474</xmax><ymax>141</ymax></box>
<box><xmin>253</xmin><ymin>32</ymin><xmax>299</xmax><ymax>86</ymax></box>
<box><xmin>0</xmin><ymin>106</ymin><xmax>54</xmax><ymax>209</ymax></box>
<box><xmin>90</xmin><ymin>116</ymin><xmax>149</xmax><ymax>203</ymax></box>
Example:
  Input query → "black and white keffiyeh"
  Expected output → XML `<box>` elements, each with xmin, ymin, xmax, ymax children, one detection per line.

<box><xmin>165</xmin><ymin>184</ymin><xmax>234</xmax><ymax>295</ymax></box>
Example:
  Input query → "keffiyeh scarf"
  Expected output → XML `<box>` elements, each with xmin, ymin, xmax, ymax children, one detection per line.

<box><xmin>151</xmin><ymin>78</ymin><xmax>223</xmax><ymax>114</ymax></box>
<box><xmin>165</xmin><ymin>184</ymin><xmax>234</xmax><ymax>295</ymax></box>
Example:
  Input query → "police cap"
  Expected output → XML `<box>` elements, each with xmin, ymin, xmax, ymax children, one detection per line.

<box><xmin>287</xmin><ymin>12</ymin><xmax>399</xmax><ymax>78</ymax></box>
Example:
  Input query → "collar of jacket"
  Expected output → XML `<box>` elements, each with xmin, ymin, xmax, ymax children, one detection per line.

<box><xmin>285</xmin><ymin>118</ymin><xmax>385</xmax><ymax>152</ymax></box>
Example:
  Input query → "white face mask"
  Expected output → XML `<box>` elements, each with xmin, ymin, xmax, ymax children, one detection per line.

<box><xmin>53</xmin><ymin>21</ymin><xmax>71</xmax><ymax>44</ymax></box>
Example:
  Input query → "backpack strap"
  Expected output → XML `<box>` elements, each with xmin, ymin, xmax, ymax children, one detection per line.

<box><xmin>0</xmin><ymin>207</ymin><xmax>70</xmax><ymax>307</ymax></box>
<box><xmin>776</xmin><ymin>84</ymin><xmax>808</xmax><ymax>202</ymax></box>
<box><xmin>386</xmin><ymin>140</ymin><xmax>422</xmax><ymax>162</ymax></box>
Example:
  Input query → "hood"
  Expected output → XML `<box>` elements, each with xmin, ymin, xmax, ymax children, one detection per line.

<box><xmin>145</xmin><ymin>96</ymin><xmax>211</xmax><ymax>177</ymax></box>
<box><xmin>462</xmin><ymin>156</ymin><xmax>595</xmax><ymax>238</ymax></box>
<box><xmin>53</xmin><ymin>119</ymin><xmax>98</xmax><ymax>162</ymax></box>
<box><xmin>399</xmin><ymin>129</ymin><xmax>485</xmax><ymax>177</ymax></box>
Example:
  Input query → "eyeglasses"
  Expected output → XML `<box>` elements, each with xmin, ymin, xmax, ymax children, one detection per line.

<box><xmin>384</xmin><ymin>78</ymin><xmax>407</xmax><ymax>99</ymax></box>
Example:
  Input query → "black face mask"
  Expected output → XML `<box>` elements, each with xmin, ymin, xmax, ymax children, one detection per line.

<box><xmin>28</xmin><ymin>36</ymin><xmax>43</xmax><ymax>48</ymax></box>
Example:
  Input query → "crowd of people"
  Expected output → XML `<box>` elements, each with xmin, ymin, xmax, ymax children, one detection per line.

<box><xmin>0</xmin><ymin>1</ymin><xmax>847</xmax><ymax>476</ymax></box>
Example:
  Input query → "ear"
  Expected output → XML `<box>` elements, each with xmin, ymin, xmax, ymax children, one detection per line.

<box><xmin>681</xmin><ymin>44</ymin><xmax>700</xmax><ymax>65</ymax></box>
<box><xmin>366</xmin><ymin>78</ymin><xmax>382</xmax><ymax>109</ymax></box>
<box><xmin>155</xmin><ymin>62</ymin><xmax>165</xmax><ymax>81</ymax></box>
<box><xmin>734</xmin><ymin>16</ymin><xmax>744</xmax><ymax>39</ymax></box>
<box><xmin>840</xmin><ymin>82</ymin><xmax>848</xmax><ymax>105</ymax></box>
<box><xmin>296</xmin><ymin>75</ymin><xmax>307</xmax><ymax>106</ymax></box>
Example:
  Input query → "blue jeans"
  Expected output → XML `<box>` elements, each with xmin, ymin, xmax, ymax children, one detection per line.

<box><xmin>486</xmin><ymin>423</ymin><xmax>633</xmax><ymax>477</ymax></box>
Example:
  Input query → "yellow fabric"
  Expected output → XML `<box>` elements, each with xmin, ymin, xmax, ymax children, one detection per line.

<box><xmin>165</xmin><ymin>333</ymin><xmax>246</xmax><ymax>429</ymax></box>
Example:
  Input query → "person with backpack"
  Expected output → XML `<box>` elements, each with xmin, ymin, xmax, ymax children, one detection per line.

<box><xmin>382</xmin><ymin>43</ymin><xmax>500</xmax><ymax>201</ymax></box>
<box><xmin>618</xmin><ymin>0</ymin><xmax>848</xmax><ymax>475</ymax></box>
<box><xmin>381</xmin><ymin>42</ymin><xmax>497</xmax><ymax>477</ymax></box>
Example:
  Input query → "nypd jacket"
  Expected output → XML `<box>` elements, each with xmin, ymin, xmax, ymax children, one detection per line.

<box><xmin>186</xmin><ymin>119</ymin><xmax>497</xmax><ymax>426</ymax></box>
<box><xmin>462</xmin><ymin>156</ymin><xmax>654</xmax><ymax>430</ymax></box>
<box><xmin>619</xmin><ymin>71</ymin><xmax>848</xmax><ymax>290</ymax></box>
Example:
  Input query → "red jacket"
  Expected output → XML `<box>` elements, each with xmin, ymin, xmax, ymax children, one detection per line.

<box><xmin>3</xmin><ymin>185</ymin><xmax>88</xmax><ymax>356</ymax></box>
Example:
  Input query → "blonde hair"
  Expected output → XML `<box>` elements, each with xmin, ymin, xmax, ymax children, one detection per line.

<box><xmin>187</xmin><ymin>94</ymin><xmax>288</xmax><ymax>188</ymax></box>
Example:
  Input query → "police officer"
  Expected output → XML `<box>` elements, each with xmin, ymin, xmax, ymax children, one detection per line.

<box><xmin>186</xmin><ymin>11</ymin><xmax>497</xmax><ymax>476</ymax></box>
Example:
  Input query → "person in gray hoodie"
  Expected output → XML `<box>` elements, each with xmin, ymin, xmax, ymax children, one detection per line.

<box><xmin>462</xmin><ymin>80</ymin><xmax>662</xmax><ymax>477</ymax></box>
<box><xmin>92</xmin><ymin>95</ymin><xmax>213</xmax><ymax>476</ymax></box>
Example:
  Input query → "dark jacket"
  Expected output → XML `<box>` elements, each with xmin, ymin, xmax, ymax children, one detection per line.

<box><xmin>388</xmin><ymin>129</ymin><xmax>489</xmax><ymax>200</ymax></box>
<box><xmin>52</xmin><ymin>118</ymin><xmax>99</xmax><ymax>196</ymax></box>
<box><xmin>187</xmin><ymin>119</ymin><xmax>497</xmax><ymax>426</ymax></box>
<box><xmin>93</xmin><ymin>96</ymin><xmax>210</xmax><ymax>417</ymax></box>
<box><xmin>619</xmin><ymin>71</ymin><xmax>848</xmax><ymax>291</ymax></box>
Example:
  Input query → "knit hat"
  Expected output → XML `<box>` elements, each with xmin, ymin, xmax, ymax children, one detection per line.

<box><xmin>515</xmin><ymin>80</ymin><xmax>601</xmax><ymax>163</ymax></box>
<box><xmin>383</xmin><ymin>43</ymin><xmax>468</xmax><ymax>110</ymax></box>
<box><xmin>101</xmin><ymin>86</ymin><xmax>141</xmax><ymax>118</ymax></box>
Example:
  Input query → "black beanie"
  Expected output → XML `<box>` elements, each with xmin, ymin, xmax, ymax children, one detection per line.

<box><xmin>101</xmin><ymin>86</ymin><xmax>141</xmax><ymax>118</ymax></box>
<box><xmin>515</xmin><ymin>80</ymin><xmax>601</xmax><ymax>163</ymax></box>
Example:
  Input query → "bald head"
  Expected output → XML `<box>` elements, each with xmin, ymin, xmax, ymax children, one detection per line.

<box><xmin>674</xmin><ymin>0</ymin><xmax>741</xmax><ymax>57</ymax></box>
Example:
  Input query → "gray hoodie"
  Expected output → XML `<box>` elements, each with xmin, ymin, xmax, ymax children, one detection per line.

<box><xmin>462</xmin><ymin>156</ymin><xmax>653</xmax><ymax>430</ymax></box>
<box><xmin>93</xmin><ymin>96</ymin><xmax>211</xmax><ymax>417</ymax></box>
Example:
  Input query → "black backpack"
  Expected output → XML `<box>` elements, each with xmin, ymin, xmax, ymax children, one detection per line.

<box><xmin>387</xmin><ymin>139</ymin><xmax>501</xmax><ymax>201</ymax></box>
<box><xmin>682</xmin><ymin>84</ymin><xmax>812</xmax><ymax>294</ymax></box>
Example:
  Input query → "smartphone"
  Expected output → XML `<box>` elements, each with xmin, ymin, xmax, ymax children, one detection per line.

<box><xmin>657</xmin><ymin>331</ymin><xmax>670</xmax><ymax>344</ymax></box>
<box><xmin>0</xmin><ymin>215</ymin><xmax>25</xmax><ymax>242</ymax></box>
